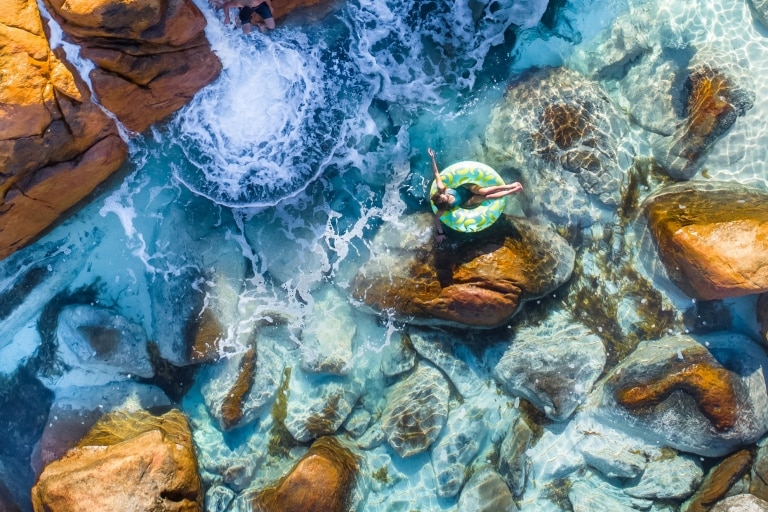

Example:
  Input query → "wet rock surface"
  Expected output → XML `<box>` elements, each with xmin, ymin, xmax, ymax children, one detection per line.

<box><xmin>352</xmin><ymin>213</ymin><xmax>574</xmax><ymax>328</ymax></box>
<box><xmin>0</xmin><ymin>0</ymin><xmax>127</xmax><ymax>260</ymax></box>
<box><xmin>252</xmin><ymin>436</ymin><xmax>358</xmax><ymax>512</ymax></box>
<box><xmin>641</xmin><ymin>181</ymin><xmax>768</xmax><ymax>300</ymax></box>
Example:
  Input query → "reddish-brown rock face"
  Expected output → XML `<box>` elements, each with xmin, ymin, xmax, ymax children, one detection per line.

<box><xmin>31</xmin><ymin>409</ymin><xmax>203</xmax><ymax>512</ymax></box>
<box><xmin>0</xmin><ymin>0</ymin><xmax>128</xmax><ymax>260</ymax></box>
<box><xmin>43</xmin><ymin>0</ymin><xmax>222</xmax><ymax>133</ymax></box>
<box><xmin>352</xmin><ymin>214</ymin><xmax>574</xmax><ymax>328</ymax></box>
<box><xmin>253</xmin><ymin>436</ymin><xmax>358</xmax><ymax>512</ymax></box>
<box><xmin>641</xmin><ymin>182</ymin><xmax>768</xmax><ymax>300</ymax></box>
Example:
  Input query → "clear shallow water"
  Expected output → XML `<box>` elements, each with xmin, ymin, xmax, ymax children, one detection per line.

<box><xmin>4</xmin><ymin>0</ymin><xmax>768</xmax><ymax>509</ymax></box>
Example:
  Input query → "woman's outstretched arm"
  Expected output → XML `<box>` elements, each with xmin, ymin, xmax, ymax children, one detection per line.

<box><xmin>428</xmin><ymin>148</ymin><xmax>446</xmax><ymax>193</ymax></box>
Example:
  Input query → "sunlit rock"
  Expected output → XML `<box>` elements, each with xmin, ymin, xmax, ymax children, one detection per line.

<box><xmin>682</xmin><ymin>449</ymin><xmax>752</xmax><ymax>512</ymax></box>
<box><xmin>498</xmin><ymin>412</ymin><xmax>533</xmax><ymax>497</ymax></box>
<box><xmin>301</xmin><ymin>285</ymin><xmax>356</xmax><ymax>375</ymax></box>
<box><xmin>485</xmin><ymin>66</ymin><xmax>633</xmax><ymax>226</ymax></box>
<box><xmin>381</xmin><ymin>363</ymin><xmax>450</xmax><ymax>458</ymax></box>
<box><xmin>410</xmin><ymin>330</ymin><xmax>485</xmax><ymax>399</ymax></box>
<box><xmin>494</xmin><ymin>319</ymin><xmax>606</xmax><ymax>422</ymax></box>
<box><xmin>56</xmin><ymin>305</ymin><xmax>153</xmax><ymax>378</ymax></box>
<box><xmin>0</xmin><ymin>1</ymin><xmax>126</xmax><ymax>260</ymax></box>
<box><xmin>252</xmin><ymin>436</ymin><xmax>358</xmax><ymax>512</ymax></box>
<box><xmin>653</xmin><ymin>61</ymin><xmax>754</xmax><ymax>179</ymax></box>
<box><xmin>201</xmin><ymin>340</ymin><xmax>285</xmax><ymax>431</ymax></box>
<box><xmin>352</xmin><ymin>213</ymin><xmax>574</xmax><ymax>328</ymax></box>
<box><xmin>44</xmin><ymin>0</ymin><xmax>222</xmax><ymax>133</ymax></box>
<box><xmin>342</xmin><ymin>407</ymin><xmax>372</xmax><ymax>438</ymax></box>
<box><xmin>431</xmin><ymin>404</ymin><xmax>487</xmax><ymax>498</ymax></box>
<box><xmin>32</xmin><ymin>409</ymin><xmax>202</xmax><ymax>511</ymax></box>
<box><xmin>284</xmin><ymin>370</ymin><xmax>362</xmax><ymax>443</ymax></box>
<box><xmin>594</xmin><ymin>333</ymin><xmax>768</xmax><ymax>457</ymax></box>
<box><xmin>457</xmin><ymin>466</ymin><xmax>518</xmax><ymax>512</ymax></box>
<box><xmin>623</xmin><ymin>453</ymin><xmax>703</xmax><ymax>500</ymax></box>
<box><xmin>640</xmin><ymin>181</ymin><xmax>768</xmax><ymax>300</ymax></box>
<box><xmin>31</xmin><ymin>382</ymin><xmax>171</xmax><ymax>474</ymax></box>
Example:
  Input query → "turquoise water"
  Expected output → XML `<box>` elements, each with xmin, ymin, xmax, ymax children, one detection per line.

<box><xmin>4</xmin><ymin>0</ymin><xmax>768</xmax><ymax>509</ymax></box>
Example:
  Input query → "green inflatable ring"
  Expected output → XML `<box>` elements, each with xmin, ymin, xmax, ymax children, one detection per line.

<box><xmin>429</xmin><ymin>161</ymin><xmax>506</xmax><ymax>233</ymax></box>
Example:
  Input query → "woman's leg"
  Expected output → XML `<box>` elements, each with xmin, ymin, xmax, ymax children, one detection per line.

<box><xmin>473</xmin><ymin>182</ymin><xmax>523</xmax><ymax>198</ymax></box>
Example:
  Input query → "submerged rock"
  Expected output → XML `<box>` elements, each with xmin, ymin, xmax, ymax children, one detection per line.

<box><xmin>252</xmin><ymin>436</ymin><xmax>358</xmax><ymax>512</ymax></box>
<box><xmin>352</xmin><ymin>213</ymin><xmax>574</xmax><ymax>328</ymax></box>
<box><xmin>623</xmin><ymin>453</ymin><xmax>703</xmax><ymax>500</ymax></box>
<box><xmin>201</xmin><ymin>340</ymin><xmax>285</xmax><ymax>431</ymax></box>
<box><xmin>498</xmin><ymin>413</ymin><xmax>534</xmax><ymax>497</ymax></box>
<box><xmin>683</xmin><ymin>449</ymin><xmax>752</xmax><ymax>512</ymax></box>
<box><xmin>32</xmin><ymin>409</ymin><xmax>202</xmax><ymax>511</ymax></box>
<box><xmin>458</xmin><ymin>466</ymin><xmax>518</xmax><ymax>512</ymax></box>
<box><xmin>594</xmin><ymin>333</ymin><xmax>768</xmax><ymax>457</ymax></box>
<box><xmin>380</xmin><ymin>332</ymin><xmax>417</xmax><ymax>378</ymax></box>
<box><xmin>640</xmin><ymin>182</ymin><xmax>768</xmax><ymax>300</ymax></box>
<box><xmin>410</xmin><ymin>330</ymin><xmax>485</xmax><ymax>399</ymax></box>
<box><xmin>0</xmin><ymin>1</ymin><xmax>126</xmax><ymax>260</ymax></box>
<box><xmin>494</xmin><ymin>320</ymin><xmax>606</xmax><ymax>422</ymax></box>
<box><xmin>56</xmin><ymin>305</ymin><xmax>153</xmax><ymax>379</ymax></box>
<box><xmin>485</xmin><ymin>66</ymin><xmax>633</xmax><ymax>225</ymax></box>
<box><xmin>301</xmin><ymin>285</ymin><xmax>356</xmax><ymax>375</ymax></box>
<box><xmin>431</xmin><ymin>404</ymin><xmax>488</xmax><ymax>498</ymax></box>
<box><xmin>652</xmin><ymin>60</ymin><xmax>754</xmax><ymax>180</ymax></box>
<box><xmin>751</xmin><ymin>0</ymin><xmax>768</xmax><ymax>29</ymax></box>
<box><xmin>380</xmin><ymin>363</ymin><xmax>450</xmax><ymax>458</ymax></box>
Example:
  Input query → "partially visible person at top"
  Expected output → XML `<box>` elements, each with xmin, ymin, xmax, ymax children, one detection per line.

<box><xmin>218</xmin><ymin>0</ymin><xmax>275</xmax><ymax>33</ymax></box>
<box><xmin>428</xmin><ymin>147</ymin><xmax>523</xmax><ymax>244</ymax></box>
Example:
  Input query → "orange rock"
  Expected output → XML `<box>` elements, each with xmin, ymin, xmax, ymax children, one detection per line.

<box><xmin>615</xmin><ymin>359</ymin><xmax>738</xmax><ymax>432</ymax></box>
<box><xmin>684</xmin><ymin>450</ymin><xmax>752</xmax><ymax>512</ymax></box>
<box><xmin>253</xmin><ymin>436</ymin><xmax>358</xmax><ymax>512</ymax></box>
<box><xmin>31</xmin><ymin>409</ymin><xmax>203</xmax><ymax>512</ymax></box>
<box><xmin>642</xmin><ymin>182</ymin><xmax>768</xmax><ymax>300</ymax></box>
<box><xmin>43</xmin><ymin>0</ymin><xmax>222</xmax><ymax>133</ymax></box>
<box><xmin>0</xmin><ymin>1</ymin><xmax>127</xmax><ymax>260</ymax></box>
<box><xmin>220</xmin><ymin>347</ymin><xmax>256</xmax><ymax>430</ymax></box>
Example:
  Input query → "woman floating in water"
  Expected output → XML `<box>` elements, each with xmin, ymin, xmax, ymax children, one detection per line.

<box><xmin>428</xmin><ymin>147</ymin><xmax>522</xmax><ymax>244</ymax></box>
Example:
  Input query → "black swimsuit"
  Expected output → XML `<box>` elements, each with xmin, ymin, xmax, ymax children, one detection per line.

<box><xmin>239</xmin><ymin>1</ymin><xmax>272</xmax><ymax>23</ymax></box>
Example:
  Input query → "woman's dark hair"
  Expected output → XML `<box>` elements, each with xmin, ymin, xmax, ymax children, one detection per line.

<box><xmin>431</xmin><ymin>192</ymin><xmax>452</xmax><ymax>209</ymax></box>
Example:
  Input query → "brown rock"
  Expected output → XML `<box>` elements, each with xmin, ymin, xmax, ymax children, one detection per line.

<box><xmin>654</xmin><ymin>64</ymin><xmax>754</xmax><ymax>180</ymax></box>
<box><xmin>0</xmin><ymin>0</ymin><xmax>127</xmax><ymax>260</ymax></box>
<box><xmin>616</xmin><ymin>360</ymin><xmax>738</xmax><ymax>432</ymax></box>
<box><xmin>352</xmin><ymin>214</ymin><xmax>574</xmax><ymax>328</ymax></box>
<box><xmin>189</xmin><ymin>307</ymin><xmax>225</xmax><ymax>363</ymax></box>
<box><xmin>220</xmin><ymin>347</ymin><xmax>256</xmax><ymax>430</ymax></box>
<box><xmin>43</xmin><ymin>0</ymin><xmax>222</xmax><ymax>133</ymax></box>
<box><xmin>683</xmin><ymin>450</ymin><xmax>753</xmax><ymax>512</ymax></box>
<box><xmin>31</xmin><ymin>409</ymin><xmax>203</xmax><ymax>512</ymax></box>
<box><xmin>642</xmin><ymin>182</ymin><xmax>768</xmax><ymax>300</ymax></box>
<box><xmin>253</xmin><ymin>436</ymin><xmax>358</xmax><ymax>512</ymax></box>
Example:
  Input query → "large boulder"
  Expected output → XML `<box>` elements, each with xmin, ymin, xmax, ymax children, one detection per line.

<box><xmin>593</xmin><ymin>333</ymin><xmax>768</xmax><ymax>457</ymax></box>
<box><xmin>252</xmin><ymin>436</ymin><xmax>358</xmax><ymax>512</ymax></box>
<box><xmin>0</xmin><ymin>0</ymin><xmax>127</xmax><ymax>259</ymax></box>
<box><xmin>640</xmin><ymin>181</ymin><xmax>768</xmax><ymax>300</ymax></box>
<box><xmin>352</xmin><ymin>213</ymin><xmax>574</xmax><ymax>328</ymax></box>
<box><xmin>484</xmin><ymin>66</ymin><xmax>633</xmax><ymax>226</ymax></box>
<box><xmin>31</xmin><ymin>408</ymin><xmax>203</xmax><ymax>511</ymax></box>
<box><xmin>43</xmin><ymin>0</ymin><xmax>222</xmax><ymax>133</ymax></box>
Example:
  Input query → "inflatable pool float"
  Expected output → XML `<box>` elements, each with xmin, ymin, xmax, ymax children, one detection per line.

<box><xmin>429</xmin><ymin>161</ymin><xmax>506</xmax><ymax>233</ymax></box>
